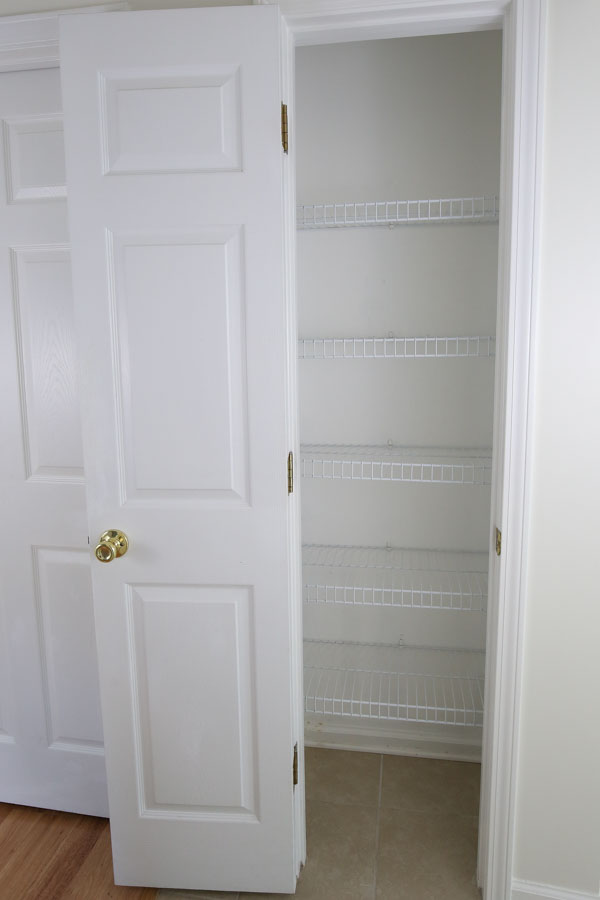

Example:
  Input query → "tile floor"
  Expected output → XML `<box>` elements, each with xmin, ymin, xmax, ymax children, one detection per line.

<box><xmin>157</xmin><ymin>748</ymin><xmax>482</xmax><ymax>900</ymax></box>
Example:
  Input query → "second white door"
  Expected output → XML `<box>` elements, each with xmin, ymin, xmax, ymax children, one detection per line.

<box><xmin>0</xmin><ymin>55</ymin><xmax>107</xmax><ymax>818</ymax></box>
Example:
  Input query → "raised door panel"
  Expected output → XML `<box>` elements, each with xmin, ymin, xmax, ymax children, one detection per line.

<box><xmin>101</xmin><ymin>67</ymin><xmax>242</xmax><ymax>174</ymax></box>
<box><xmin>10</xmin><ymin>245</ymin><xmax>83</xmax><ymax>482</ymax></box>
<box><xmin>109</xmin><ymin>228</ymin><xmax>249</xmax><ymax>506</ymax></box>
<box><xmin>33</xmin><ymin>548</ymin><xmax>103</xmax><ymax>751</ymax></box>
<box><xmin>2</xmin><ymin>113</ymin><xmax>66</xmax><ymax>202</ymax></box>
<box><xmin>128</xmin><ymin>584</ymin><xmax>256</xmax><ymax>817</ymax></box>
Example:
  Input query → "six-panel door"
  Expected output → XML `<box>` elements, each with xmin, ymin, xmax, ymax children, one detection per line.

<box><xmin>60</xmin><ymin>6</ymin><xmax>300</xmax><ymax>891</ymax></box>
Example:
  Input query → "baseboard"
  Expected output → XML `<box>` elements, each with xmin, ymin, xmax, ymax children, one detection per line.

<box><xmin>512</xmin><ymin>879</ymin><xmax>600</xmax><ymax>900</ymax></box>
<box><xmin>305</xmin><ymin>715</ymin><xmax>482</xmax><ymax>762</ymax></box>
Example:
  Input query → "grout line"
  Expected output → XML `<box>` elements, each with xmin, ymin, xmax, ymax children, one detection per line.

<box><xmin>371</xmin><ymin>754</ymin><xmax>384</xmax><ymax>900</ymax></box>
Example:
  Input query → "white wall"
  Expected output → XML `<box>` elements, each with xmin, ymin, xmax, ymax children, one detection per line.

<box><xmin>512</xmin><ymin>1</ymin><xmax>600</xmax><ymax>896</ymax></box>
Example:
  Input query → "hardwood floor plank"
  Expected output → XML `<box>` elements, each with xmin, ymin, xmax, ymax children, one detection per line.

<box><xmin>61</xmin><ymin>826</ymin><xmax>157</xmax><ymax>899</ymax></box>
<box><xmin>0</xmin><ymin>806</ymin><xmax>156</xmax><ymax>899</ymax></box>
<box><xmin>0</xmin><ymin>804</ymin><xmax>14</xmax><ymax>828</ymax></box>
<box><xmin>33</xmin><ymin>813</ymin><xmax>105</xmax><ymax>900</ymax></box>
<box><xmin>0</xmin><ymin>806</ymin><xmax>48</xmax><ymax>880</ymax></box>
<box><xmin>0</xmin><ymin>808</ymin><xmax>84</xmax><ymax>898</ymax></box>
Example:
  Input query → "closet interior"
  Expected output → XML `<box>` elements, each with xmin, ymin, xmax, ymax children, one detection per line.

<box><xmin>295</xmin><ymin>30</ymin><xmax>503</xmax><ymax>762</ymax></box>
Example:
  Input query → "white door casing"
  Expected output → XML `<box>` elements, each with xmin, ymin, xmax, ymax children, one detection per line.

<box><xmin>269</xmin><ymin>4</ymin><xmax>545</xmax><ymax>900</ymax></box>
<box><xmin>0</xmin><ymin>57</ymin><xmax>107</xmax><ymax>815</ymax></box>
<box><xmin>60</xmin><ymin>5</ymin><xmax>300</xmax><ymax>892</ymax></box>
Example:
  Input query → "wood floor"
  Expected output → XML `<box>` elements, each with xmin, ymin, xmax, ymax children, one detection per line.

<box><xmin>0</xmin><ymin>803</ymin><xmax>155</xmax><ymax>900</ymax></box>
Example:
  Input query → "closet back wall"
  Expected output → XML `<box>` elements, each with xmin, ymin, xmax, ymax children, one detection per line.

<box><xmin>296</xmin><ymin>33</ymin><xmax>502</xmax><ymax>563</ymax></box>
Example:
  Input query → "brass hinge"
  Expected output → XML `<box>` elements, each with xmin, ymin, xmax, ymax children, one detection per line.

<box><xmin>495</xmin><ymin>527</ymin><xmax>502</xmax><ymax>556</ymax></box>
<box><xmin>287</xmin><ymin>451</ymin><xmax>294</xmax><ymax>494</ymax></box>
<box><xmin>293</xmin><ymin>743</ymin><xmax>298</xmax><ymax>787</ymax></box>
<box><xmin>281</xmin><ymin>102</ymin><xmax>288</xmax><ymax>154</ymax></box>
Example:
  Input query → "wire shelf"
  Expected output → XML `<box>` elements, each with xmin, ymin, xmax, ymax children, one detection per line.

<box><xmin>298</xmin><ymin>336</ymin><xmax>495</xmax><ymax>359</ymax></box>
<box><xmin>303</xmin><ymin>544</ymin><xmax>488</xmax><ymax>611</ymax></box>
<box><xmin>297</xmin><ymin>196</ymin><xmax>499</xmax><ymax>229</ymax></box>
<box><xmin>301</xmin><ymin>444</ymin><xmax>492</xmax><ymax>485</ymax></box>
<box><xmin>304</xmin><ymin>640</ymin><xmax>485</xmax><ymax>726</ymax></box>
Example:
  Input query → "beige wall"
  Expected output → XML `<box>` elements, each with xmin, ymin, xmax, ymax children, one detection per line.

<box><xmin>512</xmin><ymin>0</ymin><xmax>600</xmax><ymax>894</ymax></box>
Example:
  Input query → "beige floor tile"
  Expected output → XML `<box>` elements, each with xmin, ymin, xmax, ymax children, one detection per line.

<box><xmin>375</xmin><ymin>809</ymin><xmax>480</xmax><ymax>900</ymax></box>
<box><xmin>240</xmin><ymin>800</ymin><xmax>378</xmax><ymax>900</ymax></box>
<box><xmin>305</xmin><ymin>747</ymin><xmax>381</xmax><ymax>808</ymax></box>
<box><xmin>157</xmin><ymin>891</ymin><xmax>238</xmax><ymax>899</ymax></box>
<box><xmin>381</xmin><ymin>756</ymin><xmax>481</xmax><ymax>817</ymax></box>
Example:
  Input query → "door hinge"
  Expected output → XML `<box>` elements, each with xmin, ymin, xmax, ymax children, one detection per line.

<box><xmin>287</xmin><ymin>451</ymin><xmax>294</xmax><ymax>494</ymax></box>
<box><xmin>281</xmin><ymin>102</ymin><xmax>288</xmax><ymax>154</ymax></box>
<box><xmin>495</xmin><ymin>527</ymin><xmax>502</xmax><ymax>556</ymax></box>
<box><xmin>293</xmin><ymin>743</ymin><xmax>298</xmax><ymax>787</ymax></box>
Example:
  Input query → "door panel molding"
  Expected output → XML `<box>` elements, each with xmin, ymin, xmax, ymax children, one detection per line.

<box><xmin>106</xmin><ymin>228</ymin><xmax>251</xmax><ymax>508</ymax></box>
<box><xmin>2</xmin><ymin>115</ymin><xmax>66</xmax><ymax>202</ymax></box>
<box><xmin>126</xmin><ymin>583</ymin><xmax>258</xmax><ymax>821</ymax></box>
<box><xmin>9</xmin><ymin>245</ymin><xmax>84</xmax><ymax>483</ymax></box>
<box><xmin>32</xmin><ymin>546</ymin><xmax>103</xmax><ymax>752</ymax></box>
<box><xmin>99</xmin><ymin>66</ymin><xmax>243</xmax><ymax>176</ymax></box>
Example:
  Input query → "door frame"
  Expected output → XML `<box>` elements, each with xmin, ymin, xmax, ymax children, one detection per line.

<box><xmin>272</xmin><ymin>1</ymin><xmax>546</xmax><ymax>898</ymax></box>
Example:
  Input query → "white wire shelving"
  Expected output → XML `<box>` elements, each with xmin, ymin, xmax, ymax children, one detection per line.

<box><xmin>297</xmin><ymin>196</ymin><xmax>499</xmax><ymax>229</ymax></box>
<box><xmin>303</xmin><ymin>545</ymin><xmax>488</xmax><ymax>611</ymax></box>
<box><xmin>304</xmin><ymin>640</ymin><xmax>485</xmax><ymax>726</ymax></box>
<box><xmin>300</xmin><ymin>444</ymin><xmax>492</xmax><ymax>486</ymax></box>
<box><xmin>298</xmin><ymin>335</ymin><xmax>495</xmax><ymax>359</ymax></box>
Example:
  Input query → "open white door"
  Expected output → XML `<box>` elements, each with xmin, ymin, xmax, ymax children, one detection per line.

<box><xmin>60</xmin><ymin>6</ymin><xmax>300</xmax><ymax>892</ymax></box>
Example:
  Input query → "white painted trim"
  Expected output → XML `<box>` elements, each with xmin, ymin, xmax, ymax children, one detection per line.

<box><xmin>259</xmin><ymin>0</ymin><xmax>508</xmax><ymax>45</ymax></box>
<box><xmin>283</xmin><ymin>2</ymin><xmax>546</xmax><ymax>898</ymax></box>
<box><xmin>0</xmin><ymin>3</ymin><xmax>129</xmax><ymax>72</ymax></box>
<box><xmin>305</xmin><ymin>717</ymin><xmax>482</xmax><ymax>762</ymax></box>
<box><xmin>512</xmin><ymin>879</ymin><xmax>600</xmax><ymax>900</ymax></box>
<box><xmin>280</xmin><ymin>12</ymin><xmax>306</xmax><ymax>878</ymax></box>
<box><xmin>480</xmin><ymin>2</ymin><xmax>546</xmax><ymax>899</ymax></box>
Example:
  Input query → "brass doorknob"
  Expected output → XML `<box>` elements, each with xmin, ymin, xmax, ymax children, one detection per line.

<box><xmin>95</xmin><ymin>530</ymin><xmax>129</xmax><ymax>563</ymax></box>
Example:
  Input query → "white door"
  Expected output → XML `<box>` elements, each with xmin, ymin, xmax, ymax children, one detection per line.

<box><xmin>60</xmin><ymin>5</ymin><xmax>300</xmax><ymax>892</ymax></box>
<box><xmin>0</xmin><ymin>60</ymin><xmax>107</xmax><ymax>816</ymax></box>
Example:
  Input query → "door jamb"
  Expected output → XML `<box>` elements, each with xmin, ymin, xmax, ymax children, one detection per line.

<box><xmin>272</xmin><ymin>1</ymin><xmax>547</xmax><ymax>897</ymax></box>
